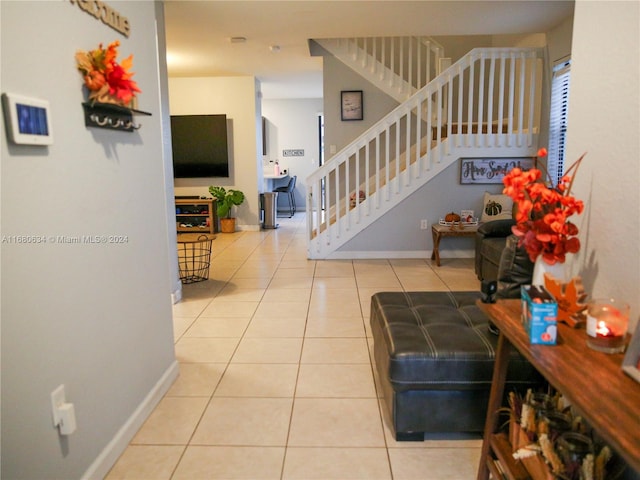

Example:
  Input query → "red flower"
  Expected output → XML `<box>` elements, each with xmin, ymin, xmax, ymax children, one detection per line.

<box><xmin>502</xmin><ymin>149</ymin><xmax>586</xmax><ymax>265</ymax></box>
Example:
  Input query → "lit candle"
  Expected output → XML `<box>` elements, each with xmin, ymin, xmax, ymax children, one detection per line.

<box><xmin>586</xmin><ymin>299</ymin><xmax>629</xmax><ymax>354</ymax></box>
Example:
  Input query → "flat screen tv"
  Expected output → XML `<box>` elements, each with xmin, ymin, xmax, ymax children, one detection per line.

<box><xmin>171</xmin><ymin>114</ymin><xmax>229</xmax><ymax>178</ymax></box>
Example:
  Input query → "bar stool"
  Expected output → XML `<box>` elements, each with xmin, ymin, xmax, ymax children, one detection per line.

<box><xmin>273</xmin><ymin>175</ymin><xmax>296</xmax><ymax>217</ymax></box>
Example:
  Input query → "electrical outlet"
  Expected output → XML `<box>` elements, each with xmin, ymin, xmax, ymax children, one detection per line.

<box><xmin>51</xmin><ymin>385</ymin><xmax>66</xmax><ymax>427</ymax></box>
<box><xmin>420</xmin><ymin>219</ymin><xmax>428</xmax><ymax>230</ymax></box>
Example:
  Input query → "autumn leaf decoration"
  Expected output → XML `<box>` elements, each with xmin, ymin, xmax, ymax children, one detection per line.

<box><xmin>543</xmin><ymin>273</ymin><xmax>588</xmax><ymax>327</ymax></box>
<box><xmin>75</xmin><ymin>41</ymin><xmax>141</xmax><ymax>108</ymax></box>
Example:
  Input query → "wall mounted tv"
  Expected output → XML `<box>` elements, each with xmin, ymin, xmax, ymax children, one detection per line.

<box><xmin>170</xmin><ymin>114</ymin><xmax>229</xmax><ymax>178</ymax></box>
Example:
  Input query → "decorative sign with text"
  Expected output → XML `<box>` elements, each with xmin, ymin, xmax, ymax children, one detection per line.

<box><xmin>69</xmin><ymin>0</ymin><xmax>130</xmax><ymax>37</ymax></box>
<box><xmin>283</xmin><ymin>149</ymin><xmax>304</xmax><ymax>157</ymax></box>
<box><xmin>459</xmin><ymin>158</ymin><xmax>535</xmax><ymax>184</ymax></box>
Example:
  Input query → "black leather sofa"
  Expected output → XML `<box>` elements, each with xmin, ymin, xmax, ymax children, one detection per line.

<box><xmin>475</xmin><ymin>219</ymin><xmax>517</xmax><ymax>281</ymax></box>
<box><xmin>371</xmin><ymin>235</ymin><xmax>538</xmax><ymax>440</ymax></box>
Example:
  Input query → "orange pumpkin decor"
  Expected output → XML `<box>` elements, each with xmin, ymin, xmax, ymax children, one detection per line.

<box><xmin>445</xmin><ymin>212</ymin><xmax>461</xmax><ymax>223</ymax></box>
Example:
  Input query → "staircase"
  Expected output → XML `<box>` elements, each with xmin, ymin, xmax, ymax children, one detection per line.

<box><xmin>306</xmin><ymin>46</ymin><xmax>545</xmax><ymax>260</ymax></box>
<box><xmin>314</xmin><ymin>37</ymin><xmax>446</xmax><ymax>103</ymax></box>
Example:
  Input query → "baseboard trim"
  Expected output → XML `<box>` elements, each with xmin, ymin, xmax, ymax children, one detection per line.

<box><xmin>171</xmin><ymin>284</ymin><xmax>182</xmax><ymax>304</ymax></box>
<box><xmin>326</xmin><ymin>249</ymin><xmax>474</xmax><ymax>260</ymax></box>
<box><xmin>81</xmin><ymin>361</ymin><xmax>180</xmax><ymax>480</ymax></box>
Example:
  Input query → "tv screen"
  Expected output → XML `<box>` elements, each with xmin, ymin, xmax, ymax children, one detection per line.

<box><xmin>170</xmin><ymin>114</ymin><xmax>229</xmax><ymax>178</ymax></box>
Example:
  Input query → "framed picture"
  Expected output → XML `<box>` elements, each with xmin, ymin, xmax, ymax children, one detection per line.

<box><xmin>341</xmin><ymin>90</ymin><xmax>363</xmax><ymax>121</ymax></box>
<box><xmin>622</xmin><ymin>321</ymin><xmax>640</xmax><ymax>384</ymax></box>
<box><xmin>459</xmin><ymin>158</ymin><xmax>535</xmax><ymax>184</ymax></box>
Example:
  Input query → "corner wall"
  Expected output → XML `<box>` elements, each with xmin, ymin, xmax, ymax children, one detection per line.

<box><xmin>569</xmin><ymin>0</ymin><xmax>640</xmax><ymax>329</ymax></box>
<box><xmin>262</xmin><ymin>98</ymin><xmax>324</xmax><ymax>211</ymax></box>
<box><xmin>169</xmin><ymin>77</ymin><xmax>262</xmax><ymax>229</ymax></box>
<box><xmin>1</xmin><ymin>2</ymin><xmax>177</xmax><ymax>478</ymax></box>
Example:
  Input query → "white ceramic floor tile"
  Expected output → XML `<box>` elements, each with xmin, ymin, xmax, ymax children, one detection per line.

<box><xmin>301</xmin><ymin>338</ymin><xmax>370</xmax><ymax>364</ymax></box>
<box><xmin>174</xmin><ymin>337</ymin><xmax>240</xmax><ymax>363</ymax></box>
<box><xmin>288</xmin><ymin>398</ymin><xmax>385</xmax><ymax>447</ymax></box>
<box><xmin>214</xmin><ymin>363</ymin><xmax>298</xmax><ymax>397</ymax></box>
<box><xmin>305</xmin><ymin>315</ymin><xmax>366</xmax><ymax>338</ymax></box>
<box><xmin>253</xmin><ymin>301</ymin><xmax>309</xmax><ymax>319</ymax></box>
<box><xmin>191</xmin><ymin>397</ymin><xmax>293</xmax><ymax>446</ymax></box>
<box><xmin>282</xmin><ymin>447</ymin><xmax>391</xmax><ymax>479</ymax></box>
<box><xmin>183</xmin><ymin>316</ymin><xmax>251</xmax><ymax>337</ymax></box>
<box><xmin>166</xmin><ymin>363</ymin><xmax>226</xmax><ymax>397</ymax></box>
<box><xmin>231</xmin><ymin>337</ymin><xmax>303</xmax><ymax>363</ymax></box>
<box><xmin>244</xmin><ymin>316</ymin><xmax>307</xmax><ymax>338</ymax></box>
<box><xmin>387</xmin><ymin>446</ymin><xmax>481</xmax><ymax>479</ymax></box>
<box><xmin>105</xmin><ymin>445</ymin><xmax>184</xmax><ymax>480</ymax></box>
<box><xmin>261</xmin><ymin>287</ymin><xmax>311</xmax><ymax>303</ymax></box>
<box><xmin>173</xmin><ymin>316</ymin><xmax>195</xmax><ymax>342</ymax></box>
<box><xmin>296</xmin><ymin>364</ymin><xmax>376</xmax><ymax>398</ymax></box>
<box><xmin>200</xmin><ymin>300</ymin><xmax>259</xmax><ymax>317</ymax></box>
<box><xmin>131</xmin><ymin>397</ymin><xmax>209</xmax><ymax>445</ymax></box>
<box><xmin>173</xmin><ymin>446</ymin><xmax>285</xmax><ymax>480</ymax></box>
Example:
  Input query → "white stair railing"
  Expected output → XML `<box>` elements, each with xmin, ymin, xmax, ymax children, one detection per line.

<box><xmin>315</xmin><ymin>36</ymin><xmax>445</xmax><ymax>103</ymax></box>
<box><xmin>306</xmin><ymin>47</ymin><xmax>544</xmax><ymax>259</ymax></box>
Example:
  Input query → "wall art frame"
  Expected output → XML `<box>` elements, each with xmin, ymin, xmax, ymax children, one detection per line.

<box><xmin>341</xmin><ymin>90</ymin><xmax>363</xmax><ymax>121</ymax></box>
<box><xmin>622</xmin><ymin>321</ymin><xmax>640</xmax><ymax>384</ymax></box>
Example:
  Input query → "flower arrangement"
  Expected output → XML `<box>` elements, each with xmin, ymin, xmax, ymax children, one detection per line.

<box><xmin>502</xmin><ymin>148</ymin><xmax>585</xmax><ymax>265</ymax></box>
<box><xmin>75</xmin><ymin>41</ymin><xmax>141</xmax><ymax>108</ymax></box>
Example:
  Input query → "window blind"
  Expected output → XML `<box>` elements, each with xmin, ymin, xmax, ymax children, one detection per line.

<box><xmin>547</xmin><ymin>59</ymin><xmax>571</xmax><ymax>185</ymax></box>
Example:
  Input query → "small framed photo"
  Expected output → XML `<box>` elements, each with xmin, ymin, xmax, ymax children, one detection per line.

<box><xmin>341</xmin><ymin>90</ymin><xmax>363</xmax><ymax>121</ymax></box>
<box><xmin>622</xmin><ymin>321</ymin><xmax>640</xmax><ymax>384</ymax></box>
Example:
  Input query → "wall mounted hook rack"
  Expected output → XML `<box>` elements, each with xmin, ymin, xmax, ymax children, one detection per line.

<box><xmin>82</xmin><ymin>102</ymin><xmax>151</xmax><ymax>132</ymax></box>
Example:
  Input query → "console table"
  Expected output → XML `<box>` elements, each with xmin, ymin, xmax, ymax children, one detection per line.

<box><xmin>476</xmin><ymin>299</ymin><xmax>640</xmax><ymax>480</ymax></box>
<box><xmin>431</xmin><ymin>223</ymin><xmax>478</xmax><ymax>266</ymax></box>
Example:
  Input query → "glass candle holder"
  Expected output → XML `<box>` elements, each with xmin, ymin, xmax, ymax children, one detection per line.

<box><xmin>586</xmin><ymin>298</ymin><xmax>630</xmax><ymax>354</ymax></box>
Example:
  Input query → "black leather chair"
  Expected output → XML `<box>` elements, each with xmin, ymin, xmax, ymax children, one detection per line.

<box><xmin>475</xmin><ymin>219</ymin><xmax>517</xmax><ymax>281</ymax></box>
<box><xmin>273</xmin><ymin>175</ymin><xmax>296</xmax><ymax>217</ymax></box>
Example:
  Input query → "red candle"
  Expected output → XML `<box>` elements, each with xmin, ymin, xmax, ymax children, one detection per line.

<box><xmin>586</xmin><ymin>299</ymin><xmax>629</xmax><ymax>354</ymax></box>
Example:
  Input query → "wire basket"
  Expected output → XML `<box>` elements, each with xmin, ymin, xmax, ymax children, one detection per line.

<box><xmin>177</xmin><ymin>234</ymin><xmax>215</xmax><ymax>284</ymax></box>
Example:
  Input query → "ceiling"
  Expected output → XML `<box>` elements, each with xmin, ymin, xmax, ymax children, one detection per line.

<box><xmin>163</xmin><ymin>0</ymin><xmax>574</xmax><ymax>99</ymax></box>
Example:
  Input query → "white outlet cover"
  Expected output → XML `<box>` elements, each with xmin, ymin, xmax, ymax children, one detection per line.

<box><xmin>51</xmin><ymin>384</ymin><xmax>66</xmax><ymax>426</ymax></box>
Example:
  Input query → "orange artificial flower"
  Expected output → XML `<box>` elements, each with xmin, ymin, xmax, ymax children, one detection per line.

<box><xmin>502</xmin><ymin>149</ymin><xmax>585</xmax><ymax>265</ymax></box>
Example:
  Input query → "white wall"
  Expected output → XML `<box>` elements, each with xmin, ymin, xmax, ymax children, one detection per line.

<box><xmin>569</xmin><ymin>0</ymin><xmax>640</xmax><ymax>329</ymax></box>
<box><xmin>322</xmin><ymin>54</ymin><xmax>399</xmax><ymax>154</ymax></box>
<box><xmin>1</xmin><ymin>2</ymin><xmax>177</xmax><ymax>478</ymax></box>
<box><xmin>262</xmin><ymin>98</ymin><xmax>324</xmax><ymax>211</ymax></box>
<box><xmin>169</xmin><ymin>77</ymin><xmax>262</xmax><ymax>229</ymax></box>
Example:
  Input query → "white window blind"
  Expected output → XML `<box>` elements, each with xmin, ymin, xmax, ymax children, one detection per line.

<box><xmin>547</xmin><ymin>59</ymin><xmax>571</xmax><ymax>185</ymax></box>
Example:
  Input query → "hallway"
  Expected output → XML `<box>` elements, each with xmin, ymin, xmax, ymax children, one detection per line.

<box><xmin>106</xmin><ymin>214</ymin><xmax>482</xmax><ymax>479</ymax></box>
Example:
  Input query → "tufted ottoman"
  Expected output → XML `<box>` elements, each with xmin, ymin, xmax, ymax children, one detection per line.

<box><xmin>371</xmin><ymin>291</ymin><xmax>541</xmax><ymax>441</ymax></box>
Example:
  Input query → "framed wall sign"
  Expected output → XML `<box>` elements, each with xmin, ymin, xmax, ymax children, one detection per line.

<box><xmin>622</xmin><ymin>322</ymin><xmax>640</xmax><ymax>384</ymax></box>
<box><xmin>341</xmin><ymin>90</ymin><xmax>363</xmax><ymax>121</ymax></box>
<box><xmin>459</xmin><ymin>158</ymin><xmax>535</xmax><ymax>184</ymax></box>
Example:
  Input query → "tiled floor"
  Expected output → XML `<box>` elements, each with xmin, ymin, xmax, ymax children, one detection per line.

<box><xmin>106</xmin><ymin>214</ymin><xmax>483</xmax><ymax>480</ymax></box>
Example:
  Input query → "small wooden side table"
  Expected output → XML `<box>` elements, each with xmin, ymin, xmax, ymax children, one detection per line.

<box><xmin>430</xmin><ymin>223</ymin><xmax>478</xmax><ymax>266</ymax></box>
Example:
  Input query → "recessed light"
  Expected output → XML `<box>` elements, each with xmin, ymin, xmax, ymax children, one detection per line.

<box><xmin>230</xmin><ymin>36</ymin><xmax>247</xmax><ymax>44</ymax></box>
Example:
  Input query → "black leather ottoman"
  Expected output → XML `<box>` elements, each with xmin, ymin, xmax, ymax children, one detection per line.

<box><xmin>370</xmin><ymin>291</ymin><xmax>541</xmax><ymax>441</ymax></box>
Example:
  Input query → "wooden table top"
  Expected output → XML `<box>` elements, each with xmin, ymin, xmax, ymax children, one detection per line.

<box><xmin>478</xmin><ymin>299</ymin><xmax>640</xmax><ymax>473</ymax></box>
<box><xmin>432</xmin><ymin>223</ymin><xmax>478</xmax><ymax>234</ymax></box>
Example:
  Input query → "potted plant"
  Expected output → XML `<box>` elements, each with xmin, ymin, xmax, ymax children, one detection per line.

<box><xmin>208</xmin><ymin>186</ymin><xmax>245</xmax><ymax>233</ymax></box>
